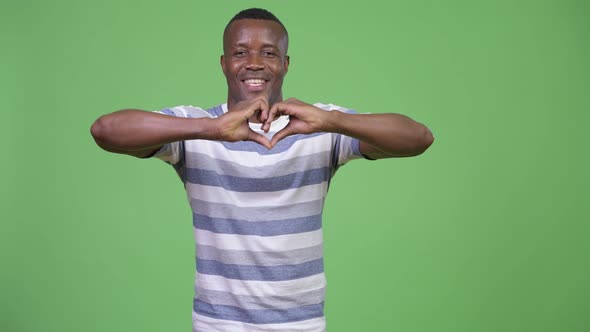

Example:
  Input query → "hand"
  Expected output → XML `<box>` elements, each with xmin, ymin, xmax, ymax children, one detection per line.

<box><xmin>264</xmin><ymin>98</ymin><xmax>331</xmax><ymax>147</ymax></box>
<box><xmin>214</xmin><ymin>98</ymin><xmax>271</xmax><ymax>149</ymax></box>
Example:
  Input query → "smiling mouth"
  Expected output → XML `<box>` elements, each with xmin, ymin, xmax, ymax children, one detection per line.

<box><xmin>242</xmin><ymin>78</ymin><xmax>268</xmax><ymax>87</ymax></box>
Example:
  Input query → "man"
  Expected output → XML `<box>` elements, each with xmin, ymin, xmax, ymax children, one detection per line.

<box><xmin>91</xmin><ymin>7</ymin><xmax>433</xmax><ymax>332</ymax></box>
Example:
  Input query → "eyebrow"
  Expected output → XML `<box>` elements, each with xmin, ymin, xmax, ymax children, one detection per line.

<box><xmin>233</xmin><ymin>42</ymin><xmax>279</xmax><ymax>49</ymax></box>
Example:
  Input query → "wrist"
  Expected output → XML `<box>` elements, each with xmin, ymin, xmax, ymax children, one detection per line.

<box><xmin>190</xmin><ymin>117</ymin><xmax>218</xmax><ymax>141</ymax></box>
<box><xmin>323</xmin><ymin>109</ymin><xmax>343</xmax><ymax>133</ymax></box>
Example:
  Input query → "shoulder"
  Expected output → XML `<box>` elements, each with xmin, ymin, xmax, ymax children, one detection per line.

<box><xmin>313</xmin><ymin>102</ymin><xmax>358</xmax><ymax>114</ymax></box>
<box><xmin>156</xmin><ymin>104</ymin><xmax>225</xmax><ymax>118</ymax></box>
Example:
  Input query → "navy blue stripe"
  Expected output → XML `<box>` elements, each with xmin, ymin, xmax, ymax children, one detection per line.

<box><xmin>196</xmin><ymin>258</ymin><xmax>324</xmax><ymax>281</ymax></box>
<box><xmin>193</xmin><ymin>213</ymin><xmax>322</xmax><ymax>236</ymax></box>
<box><xmin>190</xmin><ymin>198</ymin><xmax>324</xmax><ymax>222</ymax></box>
<box><xmin>193</xmin><ymin>299</ymin><xmax>324</xmax><ymax>324</ymax></box>
<box><xmin>186</xmin><ymin>167</ymin><xmax>329</xmax><ymax>192</ymax></box>
<box><xmin>220</xmin><ymin>132</ymin><xmax>324</xmax><ymax>155</ymax></box>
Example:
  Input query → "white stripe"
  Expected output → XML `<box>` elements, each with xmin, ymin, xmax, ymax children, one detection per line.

<box><xmin>176</xmin><ymin>105</ymin><xmax>212</xmax><ymax>118</ymax></box>
<box><xmin>187</xmin><ymin>133</ymin><xmax>333</xmax><ymax>167</ymax></box>
<box><xmin>195</xmin><ymin>272</ymin><xmax>326</xmax><ymax>297</ymax></box>
<box><xmin>313</xmin><ymin>102</ymin><xmax>347</xmax><ymax>112</ymax></box>
<box><xmin>192</xmin><ymin>312</ymin><xmax>325</xmax><ymax>332</ymax></box>
<box><xmin>186</xmin><ymin>182</ymin><xmax>328</xmax><ymax>207</ymax></box>
<box><xmin>156</xmin><ymin>105</ymin><xmax>210</xmax><ymax>118</ymax></box>
<box><xmin>195</xmin><ymin>229</ymin><xmax>323</xmax><ymax>252</ymax></box>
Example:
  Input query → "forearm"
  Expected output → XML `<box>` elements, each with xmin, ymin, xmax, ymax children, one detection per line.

<box><xmin>90</xmin><ymin>109</ymin><xmax>216</xmax><ymax>153</ymax></box>
<box><xmin>325</xmin><ymin>111</ymin><xmax>434</xmax><ymax>157</ymax></box>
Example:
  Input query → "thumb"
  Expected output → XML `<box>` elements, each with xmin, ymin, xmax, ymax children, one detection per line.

<box><xmin>247</xmin><ymin>130</ymin><xmax>272</xmax><ymax>149</ymax></box>
<box><xmin>270</xmin><ymin>125</ymin><xmax>295</xmax><ymax>148</ymax></box>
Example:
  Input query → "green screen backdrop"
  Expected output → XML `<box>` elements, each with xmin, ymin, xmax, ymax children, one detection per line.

<box><xmin>2</xmin><ymin>0</ymin><xmax>589</xmax><ymax>331</ymax></box>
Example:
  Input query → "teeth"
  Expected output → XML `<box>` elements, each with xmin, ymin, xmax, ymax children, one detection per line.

<box><xmin>244</xmin><ymin>79</ymin><xmax>265</xmax><ymax>86</ymax></box>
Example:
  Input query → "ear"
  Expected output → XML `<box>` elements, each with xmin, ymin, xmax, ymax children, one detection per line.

<box><xmin>284</xmin><ymin>55</ymin><xmax>290</xmax><ymax>74</ymax></box>
<box><xmin>220</xmin><ymin>55</ymin><xmax>227</xmax><ymax>76</ymax></box>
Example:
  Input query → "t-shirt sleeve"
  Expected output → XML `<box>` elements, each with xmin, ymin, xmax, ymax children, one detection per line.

<box><xmin>315</xmin><ymin>103</ymin><xmax>371</xmax><ymax>169</ymax></box>
<box><xmin>150</xmin><ymin>107</ymin><xmax>189</xmax><ymax>166</ymax></box>
<box><xmin>334</xmin><ymin>130</ymin><xmax>364</xmax><ymax>167</ymax></box>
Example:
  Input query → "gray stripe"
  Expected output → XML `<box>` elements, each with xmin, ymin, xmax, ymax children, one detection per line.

<box><xmin>183</xmin><ymin>151</ymin><xmax>332</xmax><ymax>178</ymax></box>
<box><xmin>219</xmin><ymin>132</ymin><xmax>324</xmax><ymax>155</ymax></box>
<box><xmin>196</xmin><ymin>244</ymin><xmax>323</xmax><ymax>266</ymax></box>
<box><xmin>190</xmin><ymin>198</ymin><xmax>324</xmax><ymax>222</ymax></box>
<box><xmin>195</xmin><ymin>287</ymin><xmax>325</xmax><ymax>310</ymax></box>
<box><xmin>186</xmin><ymin>167</ymin><xmax>330</xmax><ymax>192</ymax></box>
<box><xmin>193</xmin><ymin>213</ymin><xmax>322</xmax><ymax>236</ymax></box>
<box><xmin>196</xmin><ymin>258</ymin><xmax>324</xmax><ymax>281</ymax></box>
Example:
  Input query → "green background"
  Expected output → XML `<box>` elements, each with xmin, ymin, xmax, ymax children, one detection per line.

<box><xmin>2</xmin><ymin>0</ymin><xmax>589</xmax><ymax>331</ymax></box>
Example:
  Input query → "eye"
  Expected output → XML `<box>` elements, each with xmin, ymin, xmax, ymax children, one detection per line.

<box><xmin>234</xmin><ymin>50</ymin><xmax>247</xmax><ymax>57</ymax></box>
<box><xmin>262</xmin><ymin>51</ymin><xmax>277</xmax><ymax>57</ymax></box>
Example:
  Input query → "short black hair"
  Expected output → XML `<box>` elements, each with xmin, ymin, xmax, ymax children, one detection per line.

<box><xmin>223</xmin><ymin>8</ymin><xmax>288</xmax><ymax>42</ymax></box>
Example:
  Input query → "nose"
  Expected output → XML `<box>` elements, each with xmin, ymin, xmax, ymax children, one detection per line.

<box><xmin>245</xmin><ymin>54</ymin><xmax>264</xmax><ymax>70</ymax></box>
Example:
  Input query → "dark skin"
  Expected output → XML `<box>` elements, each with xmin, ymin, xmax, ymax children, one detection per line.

<box><xmin>221</xmin><ymin>19</ymin><xmax>289</xmax><ymax>114</ymax></box>
<box><xmin>218</xmin><ymin>19</ymin><xmax>434</xmax><ymax>157</ymax></box>
<box><xmin>90</xmin><ymin>18</ymin><xmax>434</xmax><ymax>158</ymax></box>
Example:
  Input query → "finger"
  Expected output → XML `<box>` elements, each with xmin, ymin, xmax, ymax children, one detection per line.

<box><xmin>258</xmin><ymin>98</ymin><xmax>270</xmax><ymax>123</ymax></box>
<box><xmin>254</xmin><ymin>92</ymin><xmax>271</xmax><ymax>123</ymax></box>
<box><xmin>242</xmin><ymin>98</ymin><xmax>269</xmax><ymax>121</ymax></box>
<box><xmin>247</xmin><ymin>130</ymin><xmax>272</xmax><ymax>149</ymax></box>
<box><xmin>270</xmin><ymin>125</ymin><xmax>295</xmax><ymax>148</ymax></box>
<box><xmin>265</xmin><ymin>102</ymin><xmax>291</xmax><ymax>132</ymax></box>
<box><xmin>264</xmin><ymin>103</ymin><xmax>279</xmax><ymax>133</ymax></box>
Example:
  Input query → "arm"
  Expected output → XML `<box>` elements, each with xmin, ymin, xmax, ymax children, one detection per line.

<box><xmin>90</xmin><ymin>109</ymin><xmax>216</xmax><ymax>158</ymax></box>
<box><xmin>326</xmin><ymin>111</ymin><xmax>434</xmax><ymax>159</ymax></box>
<box><xmin>90</xmin><ymin>99</ymin><xmax>272</xmax><ymax>158</ymax></box>
<box><xmin>266</xmin><ymin>98</ymin><xmax>434</xmax><ymax>159</ymax></box>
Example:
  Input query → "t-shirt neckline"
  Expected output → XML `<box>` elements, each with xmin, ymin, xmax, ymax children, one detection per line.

<box><xmin>221</xmin><ymin>103</ymin><xmax>289</xmax><ymax>133</ymax></box>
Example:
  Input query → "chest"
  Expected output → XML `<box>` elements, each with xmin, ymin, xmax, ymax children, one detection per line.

<box><xmin>181</xmin><ymin>134</ymin><xmax>335</xmax><ymax>203</ymax></box>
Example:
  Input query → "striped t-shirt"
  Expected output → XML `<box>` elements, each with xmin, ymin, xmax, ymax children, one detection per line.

<box><xmin>154</xmin><ymin>103</ymin><xmax>364</xmax><ymax>332</ymax></box>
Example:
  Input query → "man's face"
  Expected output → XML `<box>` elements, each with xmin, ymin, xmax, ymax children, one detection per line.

<box><xmin>221</xmin><ymin>19</ymin><xmax>289</xmax><ymax>108</ymax></box>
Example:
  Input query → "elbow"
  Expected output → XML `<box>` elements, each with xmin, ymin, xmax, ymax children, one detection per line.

<box><xmin>410</xmin><ymin>126</ymin><xmax>435</xmax><ymax>156</ymax></box>
<box><xmin>90</xmin><ymin>113</ymin><xmax>116</xmax><ymax>149</ymax></box>
<box><xmin>422</xmin><ymin>127</ymin><xmax>435</xmax><ymax>151</ymax></box>
<box><xmin>91</xmin><ymin>115</ymin><xmax>107</xmax><ymax>142</ymax></box>
<box><xmin>90</xmin><ymin>116</ymin><xmax>104</xmax><ymax>141</ymax></box>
